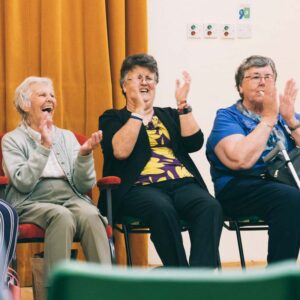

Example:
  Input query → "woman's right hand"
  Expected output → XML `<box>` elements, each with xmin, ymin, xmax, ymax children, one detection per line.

<box><xmin>261</xmin><ymin>82</ymin><xmax>278</xmax><ymax>126</ymax></box>
<box><xmin>39</xmin><ymin>113</ymin><xmax>53</xmax><ymax>148</ymax></box>
<box><xmin>125</xmin><ymin>80</ymin><xmax>145</xmax><ymax>114</ymax></box>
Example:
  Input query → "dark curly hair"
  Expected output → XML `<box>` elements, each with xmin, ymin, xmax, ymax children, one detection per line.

<box><xmin>120</xmin><ymin>53</ymin><xmax>159</xmax><ymax>96</ymax></box>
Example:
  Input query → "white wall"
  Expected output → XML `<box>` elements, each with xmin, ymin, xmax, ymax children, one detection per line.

<box><xmin>147</xmin><ymin>0</ymin><xmax>300</xmax><ymax>264</ymax></box>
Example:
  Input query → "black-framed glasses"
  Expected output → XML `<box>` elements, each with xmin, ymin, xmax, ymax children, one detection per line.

<box><xmin>243</xmin><ymin>74</ymin><xmax>274</xmax><ymax>84</ymax></box>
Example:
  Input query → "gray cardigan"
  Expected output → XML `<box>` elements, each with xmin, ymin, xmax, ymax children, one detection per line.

<box><xmin>2</xmin><ymin>126</ymin><xmax>96</xmax><ymax>208</ymax></box>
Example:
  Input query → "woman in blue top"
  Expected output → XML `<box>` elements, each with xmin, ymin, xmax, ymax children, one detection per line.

<box><xmin>206</xmin><ymin>55</ymin><xmax>300</xmax><ymax>264</ymax></box>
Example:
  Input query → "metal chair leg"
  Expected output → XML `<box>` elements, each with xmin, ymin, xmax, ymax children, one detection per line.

<box><xmin>233</xmin><ymin>221</ymin><xmax>246</xmax><ymax>269</ymax></box>
<box><xmin>122</xmin><ymin>224</ymin><xmax>133</xmax><ymax>267</ymax></box>
<box><xmin>217</xmin><ymin>250</ymin><xmax>222</xmax><ymax>270</ymax></box>
<box><xmin>109</xmin><ymin>237</ymin><xmax>116</xmax><ymax>264</ymax></box>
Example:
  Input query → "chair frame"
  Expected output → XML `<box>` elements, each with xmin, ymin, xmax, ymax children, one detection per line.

<box><xmin>115</xmin><ymin>218</ymin><xmax>189</xmax><ymax>266</ymax></box>
<box><xmin>223</xmin><ymin>216</ymin><xmax>268</xmax><ymax>268</ymax></box>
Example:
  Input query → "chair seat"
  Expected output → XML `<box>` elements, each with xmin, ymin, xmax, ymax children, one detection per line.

<box><xmin>117</xmin><ymin>216</ymin><xmax>189</xmax><ymax>230</ymax></box>
<box><xmin>18</xmin><ymin>223</ymin><xmax>45</xmax><ymax>241</ymax></box>
<box><xmin>224</xmin><ymin>216</ymin><xmax>268</xmax><ymax>231</ymax></box>
<box><xmin>18</xmin><ymin>223</ymin><xmax>84</xmax><ymax>241</ymax></box>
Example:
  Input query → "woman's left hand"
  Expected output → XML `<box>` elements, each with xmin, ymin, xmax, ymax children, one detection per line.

<box><xmin>79</xmin><ymin>130</ymin><xmax>103</xmax><ymax>156</ymax></box>
<box><xmin>279</xmin><ymin>79</ymin><xmax>298</xmax><ymax>126</ymax></box>
<box><xmin>175</xmin><ymin>71</ymin><xmax>191</xmax><ymax>107</ymax></box>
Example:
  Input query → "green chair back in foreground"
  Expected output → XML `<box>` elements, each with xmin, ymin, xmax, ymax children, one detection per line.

<box><xmin>47</xmin><ymin>260</ymin><xmax>300</xmax><ymax>300</ymax></box>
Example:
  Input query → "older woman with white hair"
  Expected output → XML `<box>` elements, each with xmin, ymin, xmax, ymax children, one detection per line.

<box><xmin>1</xmin><ymin>76</ymin><xmax>111</xmax><ymax>284</ymax></box>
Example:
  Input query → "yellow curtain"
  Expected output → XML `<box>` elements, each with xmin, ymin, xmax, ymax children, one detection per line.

<box><xmin>0</xmin><ymin>0</ymin><xmax>148</xmax><ymax>285</ymax></box>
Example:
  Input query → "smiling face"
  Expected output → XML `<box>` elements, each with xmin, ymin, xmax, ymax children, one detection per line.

<box><xmin>24</xmin><ymin>82</ymin><xmax>57</xmax><ymax>130</ymax></box>
<box><xmin>239</xmin><ymin>65</ymin><xmax>275</xmax><ymax>110</ymax></box>
<box><xmin>122</xmin><ymin>66</ymin><xmax>157</xmax><ymax>110</ymax></box>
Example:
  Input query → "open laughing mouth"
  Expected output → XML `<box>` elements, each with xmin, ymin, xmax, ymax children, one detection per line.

<box><xmin>41</xmin><ymin>107</ymin><xmax>53</xmax><ymax>113</ymax></box>
<box><xmin>140</xmin><ymin>88</ymin><xmax>150</xmax><ymax>101</ymax></box>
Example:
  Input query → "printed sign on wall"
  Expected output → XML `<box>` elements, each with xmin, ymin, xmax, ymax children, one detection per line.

<box><xmin>239</xmin><ymin>4</ymin><xmax>251</xmax><ymax>20</ymax></box>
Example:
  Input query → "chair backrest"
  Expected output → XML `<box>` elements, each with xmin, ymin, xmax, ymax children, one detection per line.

<box><xmin>48</xmin><ymin>261</ymin><xmax>300</xmax><ymax>300</ymax></box>
<box><xmin>73</xmin><ymin>132</ymin><xmax>92</xmax><ymax>199</ymax></box>
<box><xmin>73</xmin><ymin>132</ymin><xmax>87</xmax><ymax>146</ymax></box>
<box><xmin>73</xmin><ymin>132</ymin><xmax>94</xmax><ymax>200</ymax></box>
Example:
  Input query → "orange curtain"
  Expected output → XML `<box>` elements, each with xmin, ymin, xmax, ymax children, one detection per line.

<box><xmin>0</xmin><ymin>0</ymin><xmax>148</xmax><ymax>285</ymax></box>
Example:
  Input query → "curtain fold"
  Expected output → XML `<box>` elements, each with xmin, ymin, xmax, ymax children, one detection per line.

<box><xmin>0</xmin><ymin>0</ymin><xmax>149</xmax><ymax>286</ymax></box>
<box><xmin>106</xmin><ymin>0</ymin><xmax>126</xmax><ymax>109</ymax></box>
<box><xmin>126</xmin><ymin>0</ymin><xmax>148</xmax><ymax>55</ymax></box>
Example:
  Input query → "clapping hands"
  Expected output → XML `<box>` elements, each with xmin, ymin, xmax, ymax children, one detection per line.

<box><xmin>79</xmin><ymin>130</ymin><xmax>103</xmax><ymax>156</ymax></box>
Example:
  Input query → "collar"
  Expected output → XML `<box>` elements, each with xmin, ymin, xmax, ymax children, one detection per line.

<box><xmin>20</xmin><ymin>123</ymin><xmax>54</xmax><ymax>143</ymax></box>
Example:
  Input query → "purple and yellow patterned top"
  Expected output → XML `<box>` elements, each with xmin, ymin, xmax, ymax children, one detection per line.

<box><xmin>135</xmin><ymin>115</ymin><xmax>193</xmax><ymax>185</ymax></box>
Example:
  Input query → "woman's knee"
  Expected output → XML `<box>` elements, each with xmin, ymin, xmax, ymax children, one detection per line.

<box><xmin>51</xmin><ymin>206</ymin><xmax>76</xmax><ymax>229</ymax></box>
<box><xmin>150</xmin><ymin>199</ymin><xmax>178</xmax><ymax>218</ymax></box>
<box><xmin>203</xmin><ymin>197</ymin><xmax>223</xmax><ymax>219</ymax></box>
<box><xmin>76</xmin><ymin>206</ymin><xmax>103</xmax><ymax>227</ymax></box>
<box><xmin>268</xmin><ymin>192</ymin><xmax>300</xmax><ymax>228</ymax></box>
<box><xmin>142</xmin><ymin>203</ymin><xmax>179</xmax><ymax>229</ymax></box>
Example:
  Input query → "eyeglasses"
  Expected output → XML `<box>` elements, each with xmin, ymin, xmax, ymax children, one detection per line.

<box><xmin>243</xmin><ymin>74</ymin><xmax>274</xmax><ymax>84</ymax></box>
<box><xmin>126</xmin><ymin>74</ymin><xmax>156</xmax><ymax>84</ymax></box>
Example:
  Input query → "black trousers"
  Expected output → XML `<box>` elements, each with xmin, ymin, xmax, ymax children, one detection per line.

<box><xmin>122</xmin><ymin>178</ymin><xmax>223</xmax><ymax>268</ymax></box>
<box><xmin>218</xmin><ymin>177</ymin><xmax>300</xmax><ymax>264</ymax></box>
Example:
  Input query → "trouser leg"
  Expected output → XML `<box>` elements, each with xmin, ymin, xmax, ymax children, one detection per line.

<box><xmin>262</xmin><ymin>186</ymin><xmax>300</xmax><ymax>262</ymax></box>
<box><xmin>219</xmin><ymin>178</ymin><xmax>300</xmax><ymax>264</ymax></box>
<box><xmin>122</xmin><ymin>185</ymin><xmax>188</xmax><ymax>267</ymax></box>
<box><xmin>64</xmin><ymin>198</ymin><xmax>111</xmax><ymax>264</ymax></box>
<box><xmin>18</xmin><ymin>202</ymin><xmax>76</xmax><ymax>283</ymax></box>
<box><xmin>173</xmin><ymin>182</ymin><xmax>223</xmax><ymax>268</ymax></box>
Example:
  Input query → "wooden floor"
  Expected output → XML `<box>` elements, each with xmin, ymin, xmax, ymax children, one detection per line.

<box><xmin>21</xmin><ymin>260</ymin><xmax>266</xmax><ymax>300</ymax></box>
<box><xmin>22</xmin><ymin>288</ymin><xmax>34</xmax><ymax>300</ymax></box>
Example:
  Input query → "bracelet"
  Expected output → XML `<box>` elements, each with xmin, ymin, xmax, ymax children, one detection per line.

<box><xmin>260</xmin><ymin>121</ymin><xmax>275</xmax><ymax>129</ymax></box>
<box><xmin>178</xmin><ymin>105</ymin><xmax>192</xmax><ymax>115</ymax></box>
<box><xmin>288</xmin><ymin>121</ymin><xmax>300</xmax><ymax>132</ymax></box>
<box><xmin>130</xmin><ymin>112</ymin><xmax>143</xmax><ymax>122</ymax></box>
<box><xmin>177</xmin><ymin>99</ymin><xmax>187</xmax><ymax>106</ymax></box>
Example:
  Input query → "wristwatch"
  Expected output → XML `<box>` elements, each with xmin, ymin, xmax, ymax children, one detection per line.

<box><xmin>178</xmin><ymin>105</ymin><xmax>192</xmax><ymax>115</ymax></box>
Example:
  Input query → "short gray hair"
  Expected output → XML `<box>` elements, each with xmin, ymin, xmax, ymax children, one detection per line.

<box><xmin>14</xmin><ymin>76</ymin><xmax>53</xmax><ymax>124</ymax></box>
<box><xmin>235</xmin><ymin>55</ymin><xmax>277</xmax><ymax>97</ymax></box>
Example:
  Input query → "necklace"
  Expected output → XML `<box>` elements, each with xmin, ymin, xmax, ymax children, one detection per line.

<box><xmin>236</xmin><ymin>100</ymin><xmax>288</xmax><ymax>151</ymax></box>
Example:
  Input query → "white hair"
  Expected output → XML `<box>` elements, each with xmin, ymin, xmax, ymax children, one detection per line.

<box><xmin>14</xmin><ymin>76</ymin><xmax>53</xmax><ymax>124</ymax></box>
